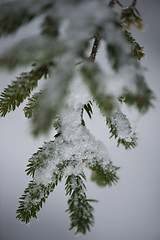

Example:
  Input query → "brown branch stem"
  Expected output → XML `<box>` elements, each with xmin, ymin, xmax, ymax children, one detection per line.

<box><xmin>89</xmin><ymin>37</ymin><xmax>100</xmax><ymax>62</ymax></box>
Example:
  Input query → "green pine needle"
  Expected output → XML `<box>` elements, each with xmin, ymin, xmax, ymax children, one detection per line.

<box><xmin>0</xmin><ymin>64</ymin><xmax>50</xmax><ymax>117</ymax></box>
<box><xmin>65</xmin><ymin>174</ymin><xmax>95</xmax><ymax>234</ymax></box>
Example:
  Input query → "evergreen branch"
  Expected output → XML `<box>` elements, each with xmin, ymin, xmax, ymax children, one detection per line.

<box><xmin>25</xmin><ymin>139</ymin><xmax>72</xmax><ymax>180</ymax></box>
<box><xmin>90</xmin><ymin>161</ymin><xmax>120</xmax><ymax>187</ymax></box>
<box><xmin>0</xmin><ymin>37</ymin><xmax>64</xmax><ymax>69</ymax></box>
<box><xmin>65</xmin><ymin>174</ymin><xmax>95</xmax><ymax>234</ymax></box>
<box><xmin>0</xmin><ymin>0</ymin><xmax>53</xmax><ymax>36</ymax></box>
<box><xmin>117</xmin><ymin>136</ymin><xmax>137</xmax><ymax>149</ymax></box>
<box><xmin>106</xmin><ymin>20</ymin><xmax>144</xmax><ymax>62</ymax></box>
<box><xmin>106</xmin><ymin>35</ymin><xmax>139</xmax><ymax>71</ymax></box>
<box><xmin>124</xmin><ymin>30</ymin><xmax>144</xmax><ymax>60</ymax></box>
<box><xmin>18</xmin><ymin>139</ymin><xmax>65</xmax><ymax>224</ymax></box>
<box><xmin>106</xmin><ymin>109</ymin><xmax>137</xmax><ymax>149</ymax></box>
<box><xmin>107</xmin><ymin>42</ymin><xmax>129</xmax><ymax>72</ymax></box>
<box><xmin>105</xmin><ymin>19</ymin><xmax>138</xmax><ymax>71</ymax></box>
<box><xmin>31</xmin><ymin>60</ymin><xmax>74</xmax><ymax>136</ymax></box>
<box><xmin>81</xmin><ymin>62</ymin><xmax>115</xmax><ymax>115</ymax></box>
<box><xmin>0</xmin><ymin>64</ymin><xmax>50</xmax><ymax>117</ymax></box>
<box><xmin>16</xmin><ymin>180</ymin><xmax>59</xmax><ymax>224</ymax></box>
<box><xmin>123</xmin><ymin>75</ymin><xmax>155</xmax><ymax>113</ymax></box>
<box><xmin>25</xmin><ymin>141</ymin><xmax>55</xmax><ymax>178</ymax></box>
<box><xmin>24</xmin><ymin>91</ymin><xmax>63</xmax><ymax>130</ymax></box>
<box><xmin>24</xmin><ymin>91</ymin><xmax>43</xmax><ymax>119</ymax></box>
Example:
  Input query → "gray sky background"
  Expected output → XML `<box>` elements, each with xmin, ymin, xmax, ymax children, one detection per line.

<box><xmin>0</xmin><ymin>1</ymin><xmax>160</xmax><ymax>240</ymax></box>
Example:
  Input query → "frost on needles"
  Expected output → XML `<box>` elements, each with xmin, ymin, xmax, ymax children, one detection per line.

<box><xmin>0</xmin><ymin>0</ymin><xmax>154</xmax><ymax>235</ymax></box>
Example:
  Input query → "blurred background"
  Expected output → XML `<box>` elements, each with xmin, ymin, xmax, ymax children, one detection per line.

<box><xmin>0</xmin><ymin>1</ymin><xmax>160</xmax><ymax>240</ymax></box>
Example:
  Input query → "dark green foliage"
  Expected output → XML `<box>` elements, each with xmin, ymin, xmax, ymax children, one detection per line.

<box><xmin>107</xmin><ymin>43</ymin><xmax>130</xmax><ymax>72</ymax></box>
<box><xmin>107</xmin><ymin>43</ymin><xmax>121</xmax><ymax>72</ymax></box>
<box><xmin>25</xmin><ymin>141</ymin><xmax>54</xmax><ymax>178</ymax></box>
<box><xmin>16</xmin><ymin>181</ymin><xmax>58</xmax><ymax>224</ymax></box>
<box><xmin>0</xmin><ymin>0</ymin><xmax>53</xmax><ymax>36</ymax></box>
<box><xmin>123</xmin><ymin>75</ymin><xmax>155</xmax><ymax>113</ymax></box>
<box><xmin>0</xmin><ymin>37</ymin><xmax>65</xmax><ymax>69</ymax></box>
<box><xmin>81</xmin><ymin>62</ymin><xmax>115</xmax><ymax>115</ymax></box>
<box><xmin>65</xmin><ymin>174</ymin><xmax>95</xmax><ymax>234</ymax></box>
<box><xmin>84</xmin><ymin>101</ymin><xmax>93</xmax><ymax>119</ymax></box>
<box><xmin>81</xmin><ymin>101</ymin><xmax>93</xmax><ymax>126</ymax></box>
<box><xmin>90</xmin><ymin>163</ymin><xmax>120</xmax><ymax>187</ymax></box>
<box><xmin>41</xmin><ymin>16</ymin><xmax>59</xmax><ymax>37</ymax></box>
<box><xmin>107</xmin><ymin>18</ymin><xmax>144</xmax><ymax>61</ymax></box>
<box><xmin>106</xmin><ymin>31</ymin><xmax>144</xmax><ymax>71</ymax></box>
<box><xmin>117</xmin><ymin>137</ymin><xmax>137</xmax><ymax>149</ymax></box>
<box><xmin>0</xmin><ymin>2</ymin><xmax>34</xmax><ymax>36</ymax></box>
<box><xmin>0</xmin><ymin>64</ymin><xmax>50</xmax><ymax>117</ymax></box>
<box><xmin>23</xmin><ymin>138</ymin><xmax>119</xmax><ymax>233</ymax></box>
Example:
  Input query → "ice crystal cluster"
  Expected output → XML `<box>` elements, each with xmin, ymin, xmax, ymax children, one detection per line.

<box><xmin>0</xmin><ymin>0</ymin><xmax>154</xmax><ymax>234</ymax></box>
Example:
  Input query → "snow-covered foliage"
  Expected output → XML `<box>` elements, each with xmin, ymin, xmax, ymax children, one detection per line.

<box><xmin>0</xmin><ymin>0</ymin><xmax>154</xmax><ymax>235</ymax></box>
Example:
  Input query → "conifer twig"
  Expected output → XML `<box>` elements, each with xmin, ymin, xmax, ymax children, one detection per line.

<box><xmin>89</xmin><ymin>37</ymin><xmax>100</xmax><ymax>61</ymax></box>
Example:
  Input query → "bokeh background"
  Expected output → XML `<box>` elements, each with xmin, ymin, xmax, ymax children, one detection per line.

<box><xmin>0</xmin><ymin>1</ymin><xmax>160</xmax><ymax>239</ymax></box>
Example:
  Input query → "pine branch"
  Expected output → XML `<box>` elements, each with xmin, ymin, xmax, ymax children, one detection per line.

<box><xmin>124</xmin><ymin>30</ymin><xmax>144</xmax><ymax>60</ymax></box>
<box><xmin>106</xmin><ymin>109</ymin><xmax>137</xmax><ymax>149</ymax></box>
<box><xmin>16</xmin><ymin>180</ymin><xmax>59</xmax><ymax>223</ymax></box>
<box><xmin>123</xmin><ymin>75</ymin><xmax>155</xmax><ymax>113</ymax></box>
<box><xmin>24</xmin><ymin>91</ymin><xmax>43</xmax><ymax>119</ymax></box>
<box><xmin>25</xmin><ymin>141</ymin><xmax>55</xmax><ymax>178</ymax></box>
<box><xmin>17</xmin><ymin>138</ymin><xmax>66</xmax><ymax>224</ymax></box>
<box><xmin>105</xmin><ymin>19</ymin><xmax>144</xmax><ymax>67</ymax></box>
<box><xmin>0</xmin><ymin>64</ymin><xmax>50</xmax><ymax>117</ymax></box>
<box><xmin>0</xmin><ymin>36</ymin><xmax>63</xmax><ymax>69</ymax></box>
<box><xmin>31</xmin><ymin>59</ymin><xmax>74</xmax><ymax>136</ymax></box>
<box><xmin>107</xmin><ymin>42</ymin><xmax>130</xmax><ymax>72</ymax></box>
<box><xmin>25</xmin><ymin>138</ymin><xmax>72</xmax><ymax>180</ymax></box>
<box><xmin>106</xmin><ymin>30</ymin><xmax>139</xmax><ymax>71</ymax></box>
<box><xmin>90</xmin><ymin>161</ymin><xmax>120</xmax><ymax>187</ymax></box>
<box><xmin>65</xmin><ymin>174</ymin><xmax>95</xmax><ymax>234</ymax></box>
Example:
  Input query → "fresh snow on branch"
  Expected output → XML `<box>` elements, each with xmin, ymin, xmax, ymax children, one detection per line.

<box><xmin>0</xmin><ymin>0</ymin><xmax>154</xmax><ymax>235</ymax></box>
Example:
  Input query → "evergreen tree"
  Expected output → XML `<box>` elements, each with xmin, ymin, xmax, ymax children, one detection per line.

<box><xmin>0</xmin><ymin>0</ymin><xmax>154</xmax><ymax>234</ymax></box>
